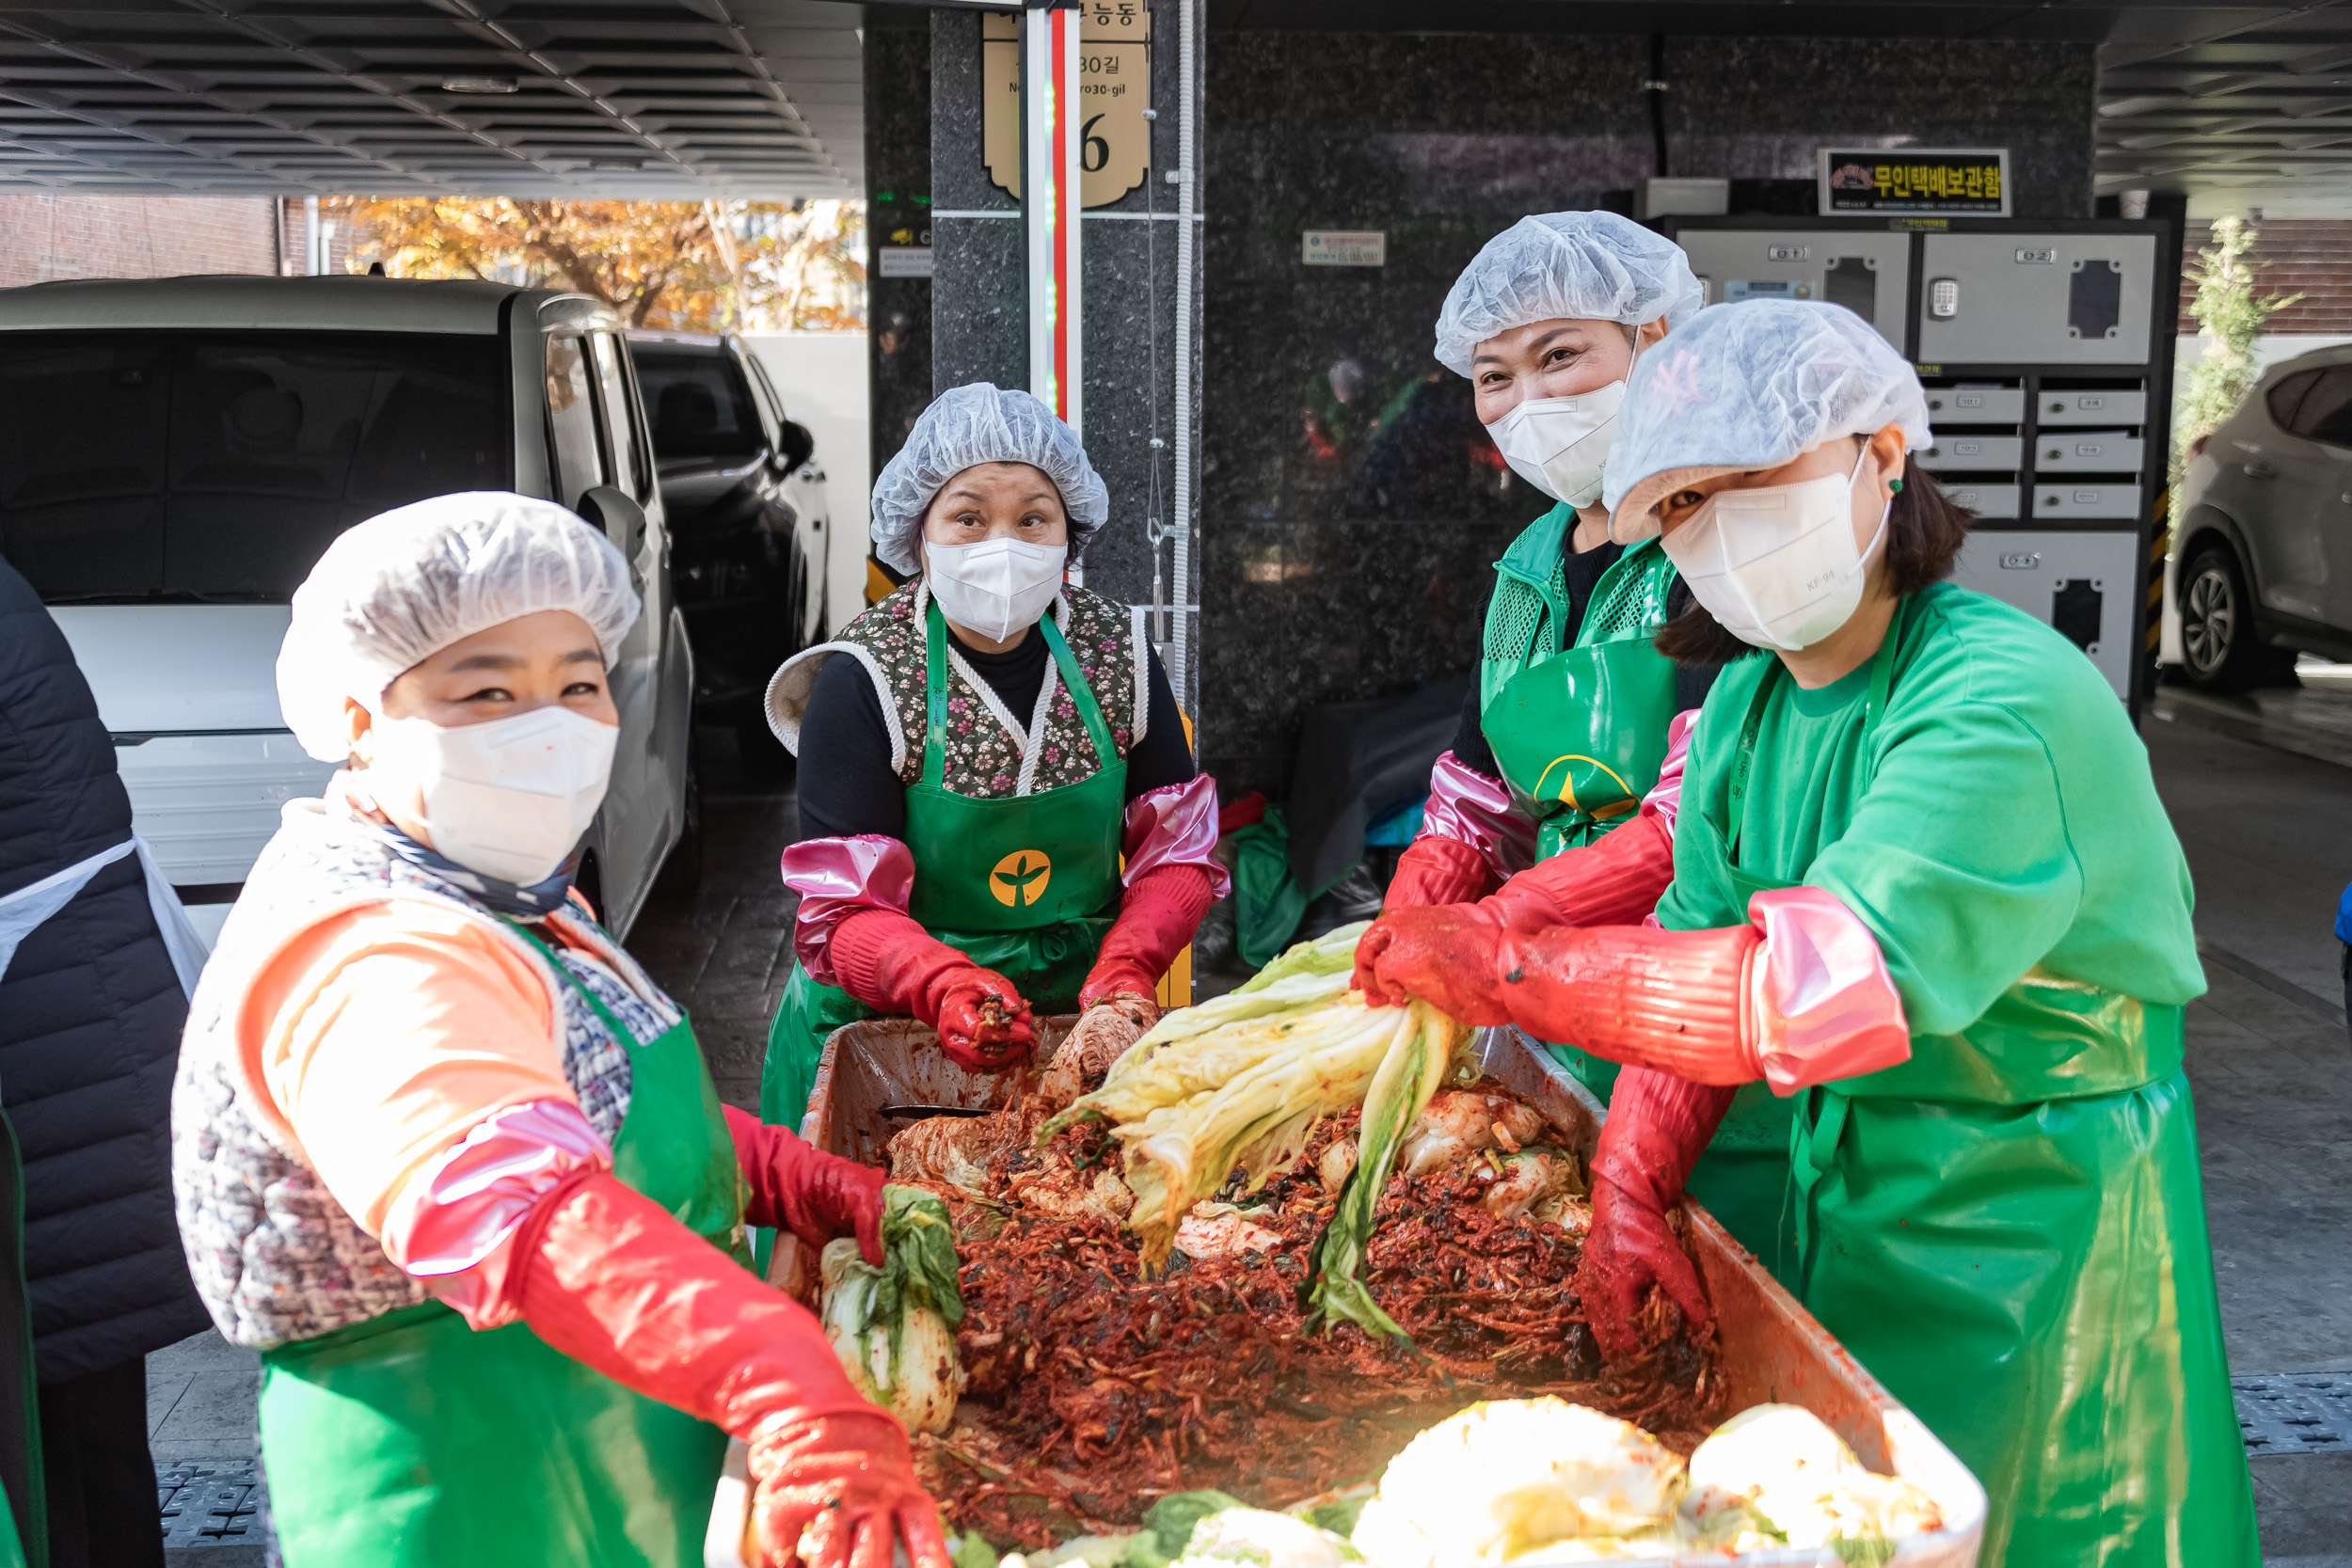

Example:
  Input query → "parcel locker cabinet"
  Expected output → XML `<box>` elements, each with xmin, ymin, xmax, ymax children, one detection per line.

<box><xmin>1915</xmin><ymin>232</ymin><xmax>2159</xmax><ymax>366</ymax></box>
<box><xmin>1670</xmin><ymin>229</ymin><xmax>1912</xmax><ymax>352</ymax></box>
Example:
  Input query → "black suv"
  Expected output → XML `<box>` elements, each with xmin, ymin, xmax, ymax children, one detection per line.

<box><xmin>630</xmin><ymin>331</ymin><xmax>827</xmax><ymax>758</ymax></box>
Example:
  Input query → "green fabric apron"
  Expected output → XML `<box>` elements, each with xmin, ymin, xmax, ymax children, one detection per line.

<box><xmin>1724</xmin><ymin>598</ymin><xmax>2257</xmax><ymax>1568</ymax></box>
<box><xmin>1476</xmin><ymin>517</ymin><xmax>1792</xmax><ymax>1267</ymax></box>
<box><xmin>259</xmin><ymin>923</ymin><xmax>752</xmax><ymax>1568</ymax></box>
<box><xmin>761</xmin><ymin>602</ymin><xmax>1127</xmax><ymax>1133</ymax></box>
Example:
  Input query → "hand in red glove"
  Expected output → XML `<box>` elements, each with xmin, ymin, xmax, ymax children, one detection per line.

<box><xmin>1384</xmin><ymin>835</ymin><xmax>1495</xmax><ymax>909</ymax></box>
<box><xmin>510</xmin><ymin>1170</ymin><xmax>949</xmax><ymax>1568</ymax></box>
<box><xmin>933</xmin><ymin>971</ymin><xmax>1035</xmax><ymax>1070</ymax></box>
<box><xmin>829</xmin><ymin>909</ymin><xmax>1036</xmax><ymax>1071</ymax></box>
<box><xmin>1351</xmin><ymin>903</ymin><xmax>1511</xmax><ymax>1022</ymax></box>
<box><xmin>749</xmin><ymin>1407</ymin><xmax>949</xmax><ymax>1568</ymax></box>
<box><xmin>1576</xmin><ymin>1066</ymin><xmax>1733</xmax><ymax>1362</ymax></box>
<box><xmin>1080</xmin><ymin>862</ymin><xmax>1216</xmax><ymax>1007</ymax></box>
<box><xmin>726</xmin><ymin>1105</ymin><xmax>884</xmax><ymax>1265</ymax></box>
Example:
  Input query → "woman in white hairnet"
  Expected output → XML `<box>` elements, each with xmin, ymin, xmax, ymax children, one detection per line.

<box><xmin>759</xmin><ymin>384</ymin><xmax>1223</xmax><ymax>1131</ymax></box>
<box><xmin>1385</xmin><ymin>212</ymin><xmax>1789</xmax><ymax>1265</ymax></box>
<box><xmin>1356</xmin><ymin>302</ymin><xmax>2257</xmax><ymax>1567</ymax></box>
<box><xmin>170</xmin><ymin>493</ymin><xmax>952</xmax><ymax>1568</ymax></box>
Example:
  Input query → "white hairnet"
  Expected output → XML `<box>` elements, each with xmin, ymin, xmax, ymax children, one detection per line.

<box><xmin>277</xmin><ymin>491</ymin><xmax>642</xmax><ymax>761</ymax></box>
<box><xmin>868</xmin><ymin>383</ymin><xmax>1110</xmax><ymax>574</ymax></box>
<box><xmin>1603</xmin><ymin>299</ymin><xmax>1931</xmax><ymax>529</ymax></box>
<box><xmin>1433</xmin><ymin>212</ymin><xmax>1706</xmax><ymax>378</ymax></box>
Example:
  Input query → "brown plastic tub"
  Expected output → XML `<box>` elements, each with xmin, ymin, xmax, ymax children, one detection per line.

<box><xmin>719</xmin><ymin>1018</ymin><xmax>1987</xmax><ymax>1568</ymax></box>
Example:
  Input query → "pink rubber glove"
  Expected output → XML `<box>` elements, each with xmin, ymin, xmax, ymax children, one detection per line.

<box><xmin>1577</xmin><ymin>1066</ymin><xmax>1733</xmax><ymax>1362</ymax></box>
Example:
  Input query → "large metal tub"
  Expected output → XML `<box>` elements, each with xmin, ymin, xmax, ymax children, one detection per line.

<box><xmin>712</xmin><ymin>1019</ymin><xmax>1987</xmax><ymax>1568</ymax></box>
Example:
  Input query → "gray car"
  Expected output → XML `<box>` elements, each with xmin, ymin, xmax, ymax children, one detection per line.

<box><xmin>2174</xmin><ymin>344</ymin><xmax>2352</xmax><ymax>690</ymax></box>
<box><xmin>0</xmin><ymin>275</ymin><xmax>694</xmax><ymax>942</ymax></box>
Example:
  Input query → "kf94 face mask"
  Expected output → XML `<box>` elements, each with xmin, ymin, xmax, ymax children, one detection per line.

<box><xmin>1661</xmin><ymin>444</ymin><xmax>1891</xmax><ymax>652</ymax></box>
<box><xmin>925</xmin><ymin>536</ymin><xmax>1069</xmax><ymax>641</ymax></box>
<box><xmin>369</xmin><ymin>703</ymin><xmax>619</xmax><ymax>887</ymax></box>
<box><xmin>1485</xmin><ymin>380</ymin><xmax>1628</xmax><ymax>510</ymax></box>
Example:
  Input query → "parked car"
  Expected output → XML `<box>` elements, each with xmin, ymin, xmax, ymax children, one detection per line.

<box><xmin>0</xmin><ymin>275</ymin><xmax>695</xmax><ymax>942</ymax></box>
<box><xmin>628</xmin><ymin>330</ymin><xmax>828</xmax><ymax>764</ymax></box>
<box><xmin>2174</xmin><ymin>344</ymin><xmax>2352</xmax><ymax>690</ymax></box>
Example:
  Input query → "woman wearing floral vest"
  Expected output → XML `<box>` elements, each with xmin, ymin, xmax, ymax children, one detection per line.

<box><xmin>171</xmin><ymin>493</ymin><xmax>949</xmax><ymax>1568</ymax></box>
<box><xmin>761</xmin><ymin>384</ymin><xmax>1224</xmax><ymax>1131</ymax></box>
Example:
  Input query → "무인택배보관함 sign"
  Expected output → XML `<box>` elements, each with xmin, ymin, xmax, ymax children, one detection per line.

<box><xmin>983</xmin><ymin>3</ymin><xmax>1152</xmax><ymax>208</ymax></box>
<box><xmin>1818</xmin><ymin>149</ymin><xmax>2010</xmax><ymax>216</ymax></box>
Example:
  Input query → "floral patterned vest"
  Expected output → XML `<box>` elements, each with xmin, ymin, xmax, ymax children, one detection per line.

<box><xmin>768</xmin><ymin>579</ymin><xmax>1146</xmax><ymax>796</ymax></box>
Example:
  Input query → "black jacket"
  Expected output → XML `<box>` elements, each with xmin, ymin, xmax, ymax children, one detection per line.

<box><xmin>0</xmin><ymin>557</ymin><xmax>208</xmax><ymax>1382</ymax></box>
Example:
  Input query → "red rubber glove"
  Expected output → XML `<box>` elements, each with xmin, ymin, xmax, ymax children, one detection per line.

<box><xmin>829</xmin><ymin>907</ymin><xmax>1035</xmax><ymax>1070</ymax></box>
<box><xmin>726</xmin><ymin>1104</ymin><xmax>883</xmax><ymax>1265</ymax></box>
<box><xmin>1079</xmin><ymin>862</ymin><xmax>1216</xmax><ymax>1008</ymax></box>
<box><xmin>1351</xmin><ymin>903</ymin><xmax>1510</xmax><ymax>1022</ymax></box>
<box><xmin>1357</xmin><ymin>909</ymin><xmax>1762</xmax><ymax>1085</ymax></box>
<box><xmin>1486</xmin><ymin>811</ymin><xmax>1676</xmax><ymax>930</ymax></box>
<box><xmin>1578</xmin><ymin>1066</ymin><xmax>1733</xmax><ymax>1363</ymax></box>
<box><xmin>1384</xmin><ymin>835</ymin><xmax>1495</xmax><ymax>909</ymax></box>
<box><xmin>511</xmin><ymin>1169</ymin><xmax>949</xmax><ymax>1568</ymax></box>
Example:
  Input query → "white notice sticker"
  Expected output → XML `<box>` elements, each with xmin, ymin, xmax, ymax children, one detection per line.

<box><xmin>878</xmin><ymin>246</ymin><xmax>934</xmax><ymax>279</ymax></box>
<box><xmin>1302</xmin><ymin>230</ymin><xmax>1385</xmax><ymax>267</ymax></box>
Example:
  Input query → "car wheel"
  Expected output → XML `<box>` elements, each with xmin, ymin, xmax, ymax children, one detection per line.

<box><xmin>2179</xmin><ymin>545</ymin><xmax>2266</xmax><ymax>693</ymax></box>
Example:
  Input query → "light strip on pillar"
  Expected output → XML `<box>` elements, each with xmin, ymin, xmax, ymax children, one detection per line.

<box><xmin>1023</xmin><ymin>6</ymin><xmax>1082</xmax><ymax>437</ymax></box>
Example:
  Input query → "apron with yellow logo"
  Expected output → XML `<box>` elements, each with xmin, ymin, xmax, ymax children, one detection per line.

<box><xmin>1474</xmin><ymin>516</ymin><xmax>1792</xmax><ymax>1271</ymax></box>
<box><xmin>761</xmin><ymin>599</ymin><xmax>1127</xmax><ymax>1132</ymax></box>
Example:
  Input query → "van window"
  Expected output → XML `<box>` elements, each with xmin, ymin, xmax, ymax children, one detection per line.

<box><xmin>0</xmin><ymin>330</ymin><xmax>508</xmax><ymax>604</ymax></box>
<box><xmin>633</xmin><ymin>347</ymin><xmax>766</xmax><ymax>463</ymax></box>
<box><xmin>2268</xmin><ymin>371</ymin><xmax>2320</xmax><ymax>434</ymax></box>
<box><xmin>588</xmin><ymin>332</ymin><xmax>644</xmax><ymax>500</ymax></box>
<box><xmin>545</xmin><ymin>335</ymin><xmax>606</xmax><ymax>510</ymax></box>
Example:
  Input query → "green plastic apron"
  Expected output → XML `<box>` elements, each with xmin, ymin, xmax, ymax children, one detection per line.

<box><xmin>1477</xmin><ymin>528</ymin><xmax>1792</xmax><ymax>1268</ymax></box>
<box><xmin>259</xmin><ymin>922</ymin><xmax>752</xmax><ymax>1568</ymax></box>
<box><xmin>761</xmin><ymin>601</ymin><xmax>1128</xmax><ymax>1133</ymax></box>
<box><xmin>1724</xmin><ymin>598</ymin><xmax>2257</xmax><ymax>1567</ymax></box>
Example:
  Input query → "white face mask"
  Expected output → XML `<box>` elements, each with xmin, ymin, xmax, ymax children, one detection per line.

<box><xmin>1485</xmin><ymin>379</ymin><xmax>1626</xmax><ymax>509</ymax></box>
<box><xmin>1661</xmin><ymin>443</ymin><xmax>1891</xmax><ymax>652</ymax></box>
<box><xmin>925</xmin><ymin>536</ymin><xmax>1068</xmax><ymax>641</ymax></box>
<box><xmin>367</xmin><ymin>704</ymin><xmax>619</xmax><ymax>886</ymax></box>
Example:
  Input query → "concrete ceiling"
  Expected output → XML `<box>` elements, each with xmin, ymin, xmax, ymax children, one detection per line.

<box><xmin>2094</xmin><ymin>3</ymin><xmax>2352</xmax><ymax>207</ymax></box>
<box><xmin>4</xmin><ymin>3</ymin><xmax>2351</xmax><ymax>209</ymax></box>
<box><xmin>0</xmin><ymin>1</ymin><xmax>865</xmax><ymax>198</ymax></box>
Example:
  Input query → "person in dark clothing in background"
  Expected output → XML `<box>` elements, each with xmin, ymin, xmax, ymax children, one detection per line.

<box><xmin>0</xmin><ymin>554</ymin><xmax>211</xmax><ymax>1568</ymax></box>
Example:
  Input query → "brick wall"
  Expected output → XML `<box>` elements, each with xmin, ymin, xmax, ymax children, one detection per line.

<box><xmin>0</xmin><ymin>195</ymin><xmax>278</xmax><ymax>287</ymax></box>
<box><xmin>2179</xmin><ymin>220</ymin><xmax>2352</xmax><ymax>336</ymax></box>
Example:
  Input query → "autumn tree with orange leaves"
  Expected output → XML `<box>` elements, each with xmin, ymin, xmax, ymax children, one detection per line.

<box><xmin>337</xmin><ymin>197</ymin><xmax>866</xmax><ymax>333</ymax></box>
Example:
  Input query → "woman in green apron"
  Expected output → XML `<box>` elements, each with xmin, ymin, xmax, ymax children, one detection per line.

<box><xmin>170</xmin><ymin>494</ymin><xmax>949</xmax><ymax>1568</ymax></box>
<box><xmin>1357</xmin><ymin>301</ymin><xmax>2258</xmax><ymax>1566</ymax></box>
<box><xmin>761</xmin><ymin>385</ymin><xmax>1224</xmax><ymax>1132</ymax></box>
<box><xmin>1387</xmin><ymin>212</ymin><xmax>1787</xmax><ymax>1262</ymax></box>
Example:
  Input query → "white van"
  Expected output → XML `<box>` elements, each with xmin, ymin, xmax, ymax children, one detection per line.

<box><xmin>0</xmin><ymin>276</ymin><xmax>694</xmax><ymax>942</ymax></box>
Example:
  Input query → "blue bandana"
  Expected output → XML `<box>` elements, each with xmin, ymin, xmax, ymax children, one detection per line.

<box><xmin>374</xmin><ymin>822</ymin><xmax>581</xmax><ymax>920</ymax></box>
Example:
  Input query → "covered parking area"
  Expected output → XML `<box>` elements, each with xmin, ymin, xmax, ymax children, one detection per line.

<box><xmin>7</xmin><ymin>5</ymin><xmax>2352</xmax><ymax>1562</ymax></box>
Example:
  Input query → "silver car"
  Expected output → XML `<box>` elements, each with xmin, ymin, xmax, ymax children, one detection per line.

<box><xmin>2175</xmin><ymin>344</ymin><xmax>2352</xmax><ymax>690</ymax></box>
<box><xmin>0</xmin><ymin>275</ymin><xmax>694</xmax><ymax>942</ymax></box>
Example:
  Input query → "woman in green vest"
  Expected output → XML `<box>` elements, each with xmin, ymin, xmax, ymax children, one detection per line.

<box><xmin>1356</xmin><ymin>300</ymin><xmax>2258</xmax><ymax>1566</ymax></box>
<box><xmin>171</xmin><ymin>494</ymin><xmax>949</xmax><ymax>1568</ymax></box>
<box><xmin>761</xmin><ymin>384</ymin><xmax>1223</xmax><ymax>1132</ymax></box>
<box><xmin>1387</xmin><ymin>212</ymin><xmax>1788</xmax><ymax>1262</ymax></box>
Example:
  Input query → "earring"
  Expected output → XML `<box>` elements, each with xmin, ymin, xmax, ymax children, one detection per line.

<box><xmin>1887</xmin><ymin>478</ymin><xmax>1904</xmax><ymax>494</ymax></box>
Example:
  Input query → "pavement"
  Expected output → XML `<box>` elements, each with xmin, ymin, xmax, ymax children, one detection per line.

<box><xmin>141</xmin><ymin>705</ymin><xmax>2352</xmax><ymax>1560</ymax></box>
